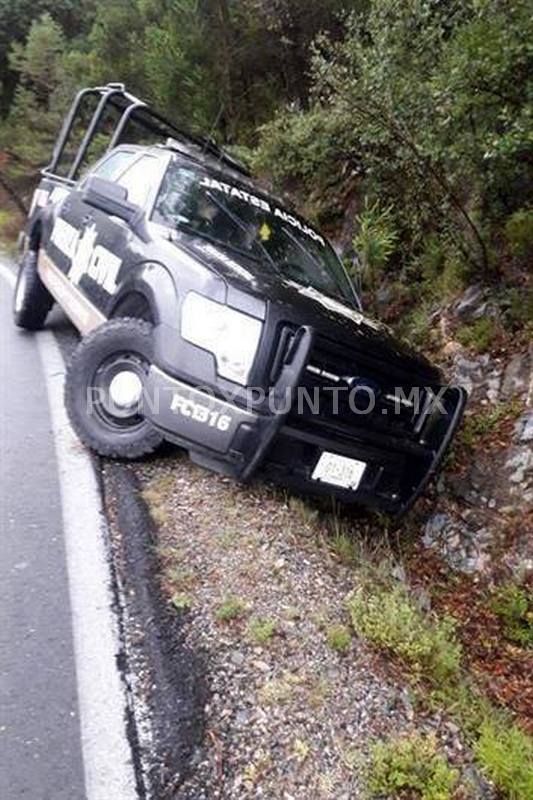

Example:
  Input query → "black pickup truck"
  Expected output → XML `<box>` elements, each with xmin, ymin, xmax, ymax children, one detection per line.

<box><xmin>13</xmin><ymin>83</ymin><xmax>466</xmax><ymax>515</ymax></box>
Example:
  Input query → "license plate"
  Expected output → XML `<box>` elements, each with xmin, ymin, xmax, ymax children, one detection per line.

<box><xmin>312</xmin><ymin>452</ymin><xmax>366</xmax><ymax>490</ymax></box>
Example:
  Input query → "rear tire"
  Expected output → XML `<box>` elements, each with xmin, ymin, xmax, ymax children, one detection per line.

<box><xmin>65</xmin><ymin>318</ymin><xmax>164</xmax><ymax>459</ymax></box>
<box><xmin>13</xmin><ymin>249</ymin><xmax>54</xmax><ymax>330</ymax></box>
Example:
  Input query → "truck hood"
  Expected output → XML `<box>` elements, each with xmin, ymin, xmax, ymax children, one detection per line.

<box><xmin>173</xmin><ymin>234</ymin><xmax>441</xmax><ymax>385</ymax></box>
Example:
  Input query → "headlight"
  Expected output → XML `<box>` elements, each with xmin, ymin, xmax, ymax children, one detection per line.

<box><xmin>181</xmin><ymin>292</ymin><xmax>263</xmax><ymax>385</ymax></box>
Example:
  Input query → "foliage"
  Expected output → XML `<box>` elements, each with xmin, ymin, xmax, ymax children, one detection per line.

<box><xmin>353</xmin><ymin>200</ymin><xmax>398</xmax><ymax>288</ymax></box>
<box><xmin>367</xmin><ymin>733</ymin><xmax>458</xmax><ymax>800</ymax></box>
<box><xmin>347</xmin><ymin>583</ymin><xmax>461</xmax><ymax>682</ymax></box>
<box><xmin>326</xmin><ymin>624</ymin><xmax>351</xmax><ymax>654</ymax></box>
<box><xmin>248</xmin><ymin>617</ymin><xmax>276</xmax><ymax>645</ymax></box>
<box><xmin>170</xmin><ymin>592</ymin><xmax>192</xmax><ymax>612</ymax></box>
<box><xmin>475</xmin><ymin>720</ymin><xmax>533</xmax><ymax>800</ymax></box>
<box><xmin>455</xmin><ymin>317</ymin><xmax>496</xmax><ymax>353</ymax></box>
<box><xmin>505</xmin><ymin>208</ymin><xmax>533</xmax><ymax>260</ymax></box>
<box><xmin>215</xmin><ymin>595</ymin><xmax>248</xmax><ymax>622</ymax></box>
<box><xmin>256</xmin><ymin>0</ymin><xmax>533</xmax><ymax>280</ymax></box>
<box><xmin>490</xmin><ymin>584</ymin><xmax>533</xmax><ymax>648</ymax></box>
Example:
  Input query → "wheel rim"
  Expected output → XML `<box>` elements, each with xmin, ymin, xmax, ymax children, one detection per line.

<box><xmin>90</xmin><ymin>352</ymin><xmax>149</xmax><ymax>431</ymax></box>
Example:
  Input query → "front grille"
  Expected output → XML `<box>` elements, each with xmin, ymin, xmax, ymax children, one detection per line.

<box><xmin>289</xmin><ymin>335</ymin><xmax>431</xmax><ymax>446</ymax></box>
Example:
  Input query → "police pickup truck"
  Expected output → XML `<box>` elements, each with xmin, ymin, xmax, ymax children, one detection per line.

<box><xmin>13</xmin><ymin>84</ymin><xmax>466</xmax><ymax>515</ymax></box>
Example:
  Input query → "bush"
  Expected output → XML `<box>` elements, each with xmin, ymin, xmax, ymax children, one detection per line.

<box><xmin>475</xmin><ymin>720</ymin><xmax>533</xmax><ymax>800</ymax></box>
<box><xmin>367</xmin><ymin>733</ymin><xmax>458</xmax><ymax>800</ymax></box>
<box><xmin>248</xmin><ymin>618</ymin><xmax>277</xmax><ymax>645</ymax></box>
<box><xmin>353</xmin><ymin>200</ymin><xmax>398</xmax><ymax>287</ymax></box>
<box><xmin>215</xmin><ymin>596</ymin><xmax>248</xmax><ymax>622</ymax></box>
<box><xmin>455</xmin><ymin>318</ymin><xmax>495</xmax><ymax>353</ymax></box>
<box><xmin>326</xmin><ymin>624</ymin><xmax>351</xmax><ymax>655</ymax></box>
<box><xmin>490</xmin><ymin>584</ymin><xmax>533</xmax><ymax>648</ymax></box>
<box><xmin>347</xmin><ymin>584</ymin><xmax>461</xmax><ymax>682</ymax></box>
<box><xmin>505</xmin><ymin>208</ymin><xmax>533</xmax><ymax>260</ymax></box>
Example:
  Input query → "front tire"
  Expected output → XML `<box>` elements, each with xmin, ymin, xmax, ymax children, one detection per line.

<box><xmin>13</xmin><ymin>249</ymin><xmax>54</xmax><ymax>330</ymax></box>
<box><xmin>65</xmin><ymin>318</ymin><xmax>164</xmax><ymax>459</ymax></box>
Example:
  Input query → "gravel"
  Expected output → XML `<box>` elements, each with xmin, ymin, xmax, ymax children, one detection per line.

<box><xmin>134</xmin><ymin>453</ymin><xmax>488</xmax><ymax>798</ymax></box>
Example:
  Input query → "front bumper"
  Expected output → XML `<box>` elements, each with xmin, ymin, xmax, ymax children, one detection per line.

<box><xmin>143</xmin><ymin>355</ymin><xmax>467</xmax><ymax>516</ymax></box>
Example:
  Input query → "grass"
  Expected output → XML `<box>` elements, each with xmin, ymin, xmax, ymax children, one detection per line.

<box><xmin>347</xmin><ymin>583</ymin><xmax>462</xmax><ymax>682</ymax></box>
<box><xmin>141</xmin><ymin>474</ymin><xmax>176</xmax><ymax>526</ymax></box>
<box><xmin>457</xmin><ymin>397</ymin><xmax>522</xmax><ymax>451</ymax></box>
<box><xmin>475</xmin><ymin>719</ymin><xmax>533</xmax><ymax>798</ymax></box>
<box><xmin>455</xmin><ymin>317</ymin><xmax>495</xmax><ymax>353</ymax></box>
<box><xmin>215</xmin><ymin>595</ymin><xmax>248</xmax><ymax>622</ymax></box>
<box><xmin>367</xmin><ymin>733</ymin><xmax>459</xmax><ymax>800</ymax></box>
<box><xmin>326</xmin><ymin>624</ymin><xmax>351</xmax><ymax>655</ymax></box>
<box><xmin>258</xmin><ymin>673</ymin><xmax>300</xmax><ymax>706</ymax></box>
<box><xmin>170</xmin><ymin>592</ymin><xmax>192</xmax><ymax>611</ymax></box>
<box><xmin>490</xmin><ymin>584</ymin><xmax>533</xmax><ymax>648</ymax></box>
<box><xmin>248</xmin><ymin>617</ymin><xmax>277</xmax><ymax>645</ymax></box>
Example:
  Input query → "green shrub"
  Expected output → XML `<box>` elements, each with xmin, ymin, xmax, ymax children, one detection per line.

<box><xmin>170</xmin><ymin>592</ymin><xmax>192</xmax><ymax>612</ymax></box>
<box><xmin>455</xmin><ymin>317</ymin><xmax>495</xmax><ymax>353</ymax></box>
<box><xmin>475</xmin><ymin>720</ymin><xmax>533</xmax><ymax>799</ymax></box>
<box><xmin>505</xmin><ymin>208</ymin><xmax>533</xmax><ymax>260</ymax></box>
<box><xmin>367</xmin><ymin>733</ymin><xmax>458</xmax><ymax>800</ymax></box>
<box><xmin>248</xmin><ymin>618</ymin><xmax>277</xmax><ymax>645</ymax></box>
<box><xmin>347</xmin><ymin>584</ymin><xmax>461</xmax><ymax>682</ymax></box>
<box><xmin>353</xmin><ymin>200</ymin><xmax>399</xmax><ymax>288</ymax></box>
<box><xmin>326</xmin><ymin>624</ymin><xmax>352</xmax><ymax>655</ymax></box>
<box><xmin>215</xmin><ymin>596</ymin><xmax>248</xmax><ymax>622</ymax></box>
<box><xmin>490</xmin><ymin>584</ymin><xmax>533</xmax><ymax>648</ymax></box>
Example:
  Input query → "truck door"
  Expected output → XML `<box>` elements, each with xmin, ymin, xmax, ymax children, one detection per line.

<box><xmin>44</xmin><ymin>150</ymin><xmax>162</xmax><ymax>326</ymax></box>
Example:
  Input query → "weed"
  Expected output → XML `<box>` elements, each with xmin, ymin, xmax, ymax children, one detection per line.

<box><xmin>308</xmin><ymin>677</ymin><xmax>330</xmax><ymax>710</ymax></box>
<box><xmin>291</xmin><ymin>737</ymin><xmax>310</xmax><ymax>762</ymax></box>
<box><xmin>505</xmin><ymin>207</ymin><xmax>533</xmax><ymax>260</ymax></box>
<box><xmin>455</xmin><ymin>317</ymin><xmax>495</xmax><ymax>353</ymax></box>
<box><xmin>490</xmin><ymin>584</ymin><xmax>533</xmax><ymax>648</ymax></box>
<box><xmin>475</xmin><ymin>719</ymin><xmax>533</xmax><ymax>799</ymax></box>
<box><xmin>347</xmin><ymin>584</ymin><xmax>461</xmax><ymax>682</ymax></box>
<box><xmin>242</xmin><ymin>749</ymin><xmax>271</xmax><ymax>787</ymax></box>
<box><xmin>170</xmin><ymin>592</ymin><xmax>192</xmax><ymax>612</ymax></box>
<box><xmin>326</xmin><ymin>624</ymin><xmax>351</xmax><ymax>655</ymax></box>
<box><xmin>258</xmin><ymin>672</ymin><xmax>301</xmax><ymax>706</ymax></box>
<box><xmin>458</xmin><ymin>399</ymin><xmax>523</xmax><ymax>450</ymax></box>
<box><xmin>217</xmin><ymin>529</ymin><xmax>237</xmax><ymax>549</ymax></box>
<box><xmin>367</xmin><ymin>733</ymin><xmax>458</xmax><ymax>800</ymax></box>
<box><xmin>288</xmin><ymin>496</ymin><xmax>319</xmax><ymax>526</ymax></box>
<box><xmin>215</xmin><ymin>595</ymin><xmax>248</xmax><ymax>622</ymax></box>
<box><xmin>248</xmin><ymin>618</ymin><xmax>277</xmax><ymax>645</ymax></box>
<box><xmin>167</xmin><ymin>566</ymin><xmax>196</xmax><ymax>591</ymax></box>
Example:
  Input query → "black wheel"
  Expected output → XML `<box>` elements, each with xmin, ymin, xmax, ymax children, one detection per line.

<box><xmin>65</xmin><ymin>318</ymin><xmax>164</xmax><ymax>459</ymax></box>
<box><xmin>13</xmin><ymin>249</ymin><xmax>54</xmax><ymax>330</ymax></box>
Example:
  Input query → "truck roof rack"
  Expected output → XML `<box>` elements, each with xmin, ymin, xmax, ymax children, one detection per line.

<box><xmin>44</xmin><ymin>82</ymin><xmax>250</xmax><ymax>184</ymax></box>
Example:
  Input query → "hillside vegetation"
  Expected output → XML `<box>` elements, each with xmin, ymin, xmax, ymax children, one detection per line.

<box><xmin>1</xmin><ymin>1</ymin><xmax>532</xmax><ymax>324</ymax></box>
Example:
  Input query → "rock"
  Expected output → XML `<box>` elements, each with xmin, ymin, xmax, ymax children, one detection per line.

<box><xmin>501</xmin><ymin>350</ymin><xmax>532</xmax><ymax>399</ymax></box>
<box><xmin>231</xmin><ymin>651</ymin><xmax>245</xmax><ymax>667</ymax></box>
<box><xmin>505</xmin><ymin>447</ymin><xmax>533</xmax><ymax>484</ymax></box>
<box><xmin>514</xmin><ymin>410</ymin><xmax>533</xmax><ymax>443</ymax></box>
<box><xmin>454</xmin><ymin>285</ymin><xmax>486</xmax><ymax>320</ymax></box>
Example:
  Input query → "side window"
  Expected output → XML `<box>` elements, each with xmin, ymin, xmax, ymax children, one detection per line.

<box><xmin>116</xmin><ymin>155</ymin><xmax>160</xmax><ymax>208</ymax></box>
<box><xmin>90</xmin><ymin>150</ymin><xmax>138</xmax><ymax>182</ymax></box>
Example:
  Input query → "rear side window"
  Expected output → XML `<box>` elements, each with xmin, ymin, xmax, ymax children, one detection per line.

<box><xmin>90</xmin><ymin>150</ymin><xmax>138</xmax><ymax>182</ymax></box>
<box><xmin>116</xmin><ymin>155</ymin><xmax>160</xmax><ymax>208</ymax></box>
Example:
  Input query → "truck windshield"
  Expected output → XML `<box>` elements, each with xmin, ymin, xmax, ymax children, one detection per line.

<box><xmin>152</xmin><ymin>161</ymin><xmax>357</xmax><ymax>305</ymax></box>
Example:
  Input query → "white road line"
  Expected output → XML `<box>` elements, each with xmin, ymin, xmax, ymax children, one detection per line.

<box><xmin>0</xmin><ymin>262</ymin><xmax>138</xmax><ymax>800</ymax></box>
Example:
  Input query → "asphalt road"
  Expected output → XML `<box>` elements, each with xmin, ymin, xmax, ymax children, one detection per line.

<box><xmin>0</xmin><ymin>258</ymin><xmax>138</xmax><ymax>799</ymax></box>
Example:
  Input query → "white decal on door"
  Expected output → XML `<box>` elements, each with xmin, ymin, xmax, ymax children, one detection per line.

<box><xmin>50</xmin><ymin>218</ymin><xmax>122</xmax><ymax>294</ymax></box>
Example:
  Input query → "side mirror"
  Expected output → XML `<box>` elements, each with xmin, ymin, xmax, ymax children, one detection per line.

<box><xmin>82</xmin><ymin>176</ymin><xmax>141</xmax><ymax>224</ymax></box>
